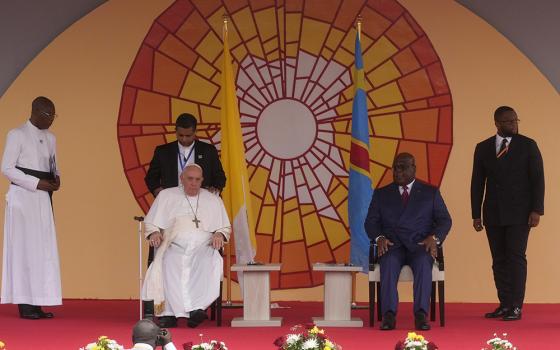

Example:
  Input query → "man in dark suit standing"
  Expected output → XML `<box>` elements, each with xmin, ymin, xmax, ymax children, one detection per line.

<box><xmin>471</xmin><ymin>106</ymin><xmax>544</xmax><ymax>321</ymax></box>
<box><xmin>142</xmin><ymin>113</ymin><xmax>226</xmax><ymax>320</ymax></box>
<box><xmin>365</xmin><ymin>153</ymin><xmax>452</xmax><ymax>331</ymax></box>
<box><xmin>145</xmin><ymin>113</ymin><xmax>226</xmax><ymax>197</ymax></box>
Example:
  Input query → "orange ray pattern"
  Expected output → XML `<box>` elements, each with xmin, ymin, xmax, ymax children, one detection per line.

<box><xmin>117</xmin><ymin>0</ymin><xmax>453</xmax><ymax>289</ymax></box>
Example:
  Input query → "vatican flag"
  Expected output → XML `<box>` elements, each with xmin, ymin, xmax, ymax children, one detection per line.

<box><xmin>220</xmin><ymin>18</ymin><xmax>257</xmax><ymax>270</ymax></box>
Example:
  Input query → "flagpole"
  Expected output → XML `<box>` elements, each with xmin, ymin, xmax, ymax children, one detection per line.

<box><xmin>357</xmin><ymin>14</ymin><xmax>362</xmax><ymax>40</ymax></box>
<box><xmin>352</xmin><ymin>14</ymin><xmax>363</xmax><ymax>307</ymax></box>
<box><xmin>222</xmin><ymin>13</ymin><xmax>233</xmax><ymax>306</ymax></box>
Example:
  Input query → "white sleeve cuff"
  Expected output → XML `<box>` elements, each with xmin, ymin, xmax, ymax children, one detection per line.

<box><xmin>144</xmin><ymin>223</ymin><xmax>160</xmax><ymax>238</ymax></box>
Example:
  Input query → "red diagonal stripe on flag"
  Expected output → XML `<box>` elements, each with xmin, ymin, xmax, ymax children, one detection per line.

<box><xmin>350</xmin><ymin>142</ymin><xmax>370</xmax><ymax>172</ymax></box>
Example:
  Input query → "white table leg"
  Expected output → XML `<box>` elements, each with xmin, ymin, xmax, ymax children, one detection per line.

<box><xmin>231</xmin><ymin>270</ymin><xmax>282</xmax><ymax>327</ymax></box>
<box><xmin>313</xmin><ymin>271</ymin><xmax>363</xmax><ymax>327</ymax></box>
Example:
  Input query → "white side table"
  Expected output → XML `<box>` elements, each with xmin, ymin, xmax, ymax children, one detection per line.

<box><xmin>312</xmin><ymin>263</ymin><xmax>363</xmax><ymax>327</ymax></box>
<box><xmin>230</xmin><ymin>263</ymin><xmax>282</xmax><ymax>327</ymax></box>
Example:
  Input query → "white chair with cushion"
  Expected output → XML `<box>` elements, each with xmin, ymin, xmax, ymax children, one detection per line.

<box><xmin>368</xmin><ymin>240</ymin><xmax>445</xmax><ymax>327</ymax></box>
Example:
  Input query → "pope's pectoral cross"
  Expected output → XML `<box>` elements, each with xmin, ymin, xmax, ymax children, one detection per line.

<box><xmin>193</xmin><ymin>217</ymin><xmax>201</xmax><ymax>228</ymax></box>
<box><xmin>186</xmin><ymin>194</ymin><xmax>201</xmax><ymax>228</ymax></box>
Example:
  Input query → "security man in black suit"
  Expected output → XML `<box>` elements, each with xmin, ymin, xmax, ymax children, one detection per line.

<box><xmin>145</xmin><ymin>113</ymin><xmax>226</xmax><ymax>197</ymax></box>
<box><xmin>142</xmin><ymin>113</ymin><xmax>226</xmax><ymax>319</ymax></box>
<box><xmin>470</xmin><ymin>106</ymin><xmax>544</xmax><ymax>321</ymax></box>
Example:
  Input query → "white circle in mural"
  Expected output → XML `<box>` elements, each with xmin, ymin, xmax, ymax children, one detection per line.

<box><xmin>256</xmin><ymin>99</ymin><xmax>317</xmax><ymax>160</ymax></box>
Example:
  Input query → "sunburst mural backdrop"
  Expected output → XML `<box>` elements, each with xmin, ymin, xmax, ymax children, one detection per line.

<box><xmin>117</xmin><ymin>0</ymin><xmax>452</xmax><ymax>290</ymax></box>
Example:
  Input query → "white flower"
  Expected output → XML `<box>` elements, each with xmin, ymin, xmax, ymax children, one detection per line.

<box><xmin>286</xmin><ymin>334</ymin><xmax>301</xmax><ymax>344</ymax></box>
<box><xmin>108</xmin><ymin>342</ymin><xmax>124</xmax><ymax>350</ymax></box>
<box><xmin>80</xmin><ymin>338</ymin><xmax>123</xmax><ymax>350</ymax></box>
<box><xmin>302</xmin><ymin>338</ymin><xmax>319</xmax><ymax>349</ymax></box>
<box><xmin>196</xmin><ymin>343</ymin><xmax>212</xmax><ymax>350</ymax></box>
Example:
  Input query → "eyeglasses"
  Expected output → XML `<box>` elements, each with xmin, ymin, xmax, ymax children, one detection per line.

<box><xmin>41</xmin><ymin>111</ymin><xmax>58</xmax><ymax>119</ymax></box>
<box><xmin>497</xmin><ymin>118</ymin><xmax>520</xmax><ymax>125</ymax></box>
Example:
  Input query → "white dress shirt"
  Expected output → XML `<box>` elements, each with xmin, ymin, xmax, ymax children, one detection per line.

<box><xmin>398</xmin><ymin>179</ymin><xmax>415</xmax><ymax>195</ymax></box>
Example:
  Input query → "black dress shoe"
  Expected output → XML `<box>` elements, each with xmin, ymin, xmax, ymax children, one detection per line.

<box><xmin>414</xmin><ymin>312</ymin><xmax>431</xmax><ymax>331</ymax></box>
<box><xmin>20</xmin><ymin>312</ymin><xmax>41</xmax><ymax>320</ymax></box>
<box><xmin>380</xmin><ymin>312</ymin><xmax>396</xmax><ymax>330</ymax></box>
<box><xmin>484</xmin><ymin>306</ymin><xmax>509</xmax><ymax>319</ymax></box>
<box><xmin>187</xmin><ymin>309</ymin><xmax>208</xmax><ymax>328</ymax></box>
<box><xmin>36</xmin><ymin>309</ymin><xmax>54</xmax><ymax>319</ymax></box>
<box><xmin>158</xmin><ymin>316</ymin><xmax>178</xmax><ymax>328</ymax></box>
<box><xmin>18</xmin><ymin>304</ymin><xmax>40</xmax><ymax>319</ymax></box>
<box><xmin>502</xmin><ymin>307</ymin><xmax>522</xmax><ymax>321</ymax></box>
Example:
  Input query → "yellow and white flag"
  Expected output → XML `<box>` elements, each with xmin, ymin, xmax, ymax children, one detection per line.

<box><xmin>220</xmin><ymin>19</ymin><xmax>257</xmax><ymax>266</ymax></box>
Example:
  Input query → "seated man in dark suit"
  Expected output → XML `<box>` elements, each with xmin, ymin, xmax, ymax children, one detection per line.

<box><xmin>365</xmin><ymin>152</ymin><xmax>452</xmax><ymax>331</ymax></box>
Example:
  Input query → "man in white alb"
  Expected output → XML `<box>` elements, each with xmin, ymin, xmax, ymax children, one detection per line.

<box><xmin>1</xmin><ymin>96</ymin><xmax>61</xmax><ymax>319</ymax></box>
<box><xmin>142</xmin><ymin>163</ymin><xmax>230</xmax><ymax>328</ymax></box>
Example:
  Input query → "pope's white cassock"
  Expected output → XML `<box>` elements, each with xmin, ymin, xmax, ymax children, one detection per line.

<box><xmin>142</xmin><ymin>187</ymin><xmax>231</xmax><ymax>317</ymax></box>
<box><xmin>1</xmin><ymin>121</ymin><xmax>61</xmax><ymax>306</ymax></box>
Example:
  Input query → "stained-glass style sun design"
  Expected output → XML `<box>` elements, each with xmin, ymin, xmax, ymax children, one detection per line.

<box><xmin>117</xmin><ymin>0</ymin><xmax>453</xmax><ymax>290</ymax></box>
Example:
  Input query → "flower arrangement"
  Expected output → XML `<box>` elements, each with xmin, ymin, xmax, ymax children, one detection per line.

<box><xmin>394</xmin><ymin>332</ymin><xmax>438</xmax><ymax>350</ymax></box>
<box><xmin>273</xmin><ymin>324</ymin><xmax>341</xmax><ymax>350</ymax></box>
<box><xmin>183</xmin><ymin>334</ymin><xmax>228</xmax><ymax>350</ymax></box>
<box><xmin>484</xmin><ymin>333</ymin><xmax>517</xmax><ymax>350</ymax></box>
<box><xmin>79</xmin><ymin>336</ymin><xmax>124</xmax><ymax>350</ymax></box>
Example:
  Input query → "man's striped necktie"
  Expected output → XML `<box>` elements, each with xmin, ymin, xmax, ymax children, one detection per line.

<box><xmin>497</xmin><ymin>138</ymin><xmax>508</xmax><ymax>158</ymax></box>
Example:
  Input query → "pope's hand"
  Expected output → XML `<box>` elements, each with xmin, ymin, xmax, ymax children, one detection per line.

<box><xmin>211</xmin><ymin>232</ymin><xmax>224</xmax><ymax>250</ymax></box>
<box><xmin>148</xmin><ymin>232</ymin><xmax>163</xmax><ymax>248</ymax></box>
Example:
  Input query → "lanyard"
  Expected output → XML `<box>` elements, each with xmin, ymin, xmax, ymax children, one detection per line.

<box><xmin>178</xmin><ymin>145</ymin><xmax>195</xmax><ymax>171</ymax></box>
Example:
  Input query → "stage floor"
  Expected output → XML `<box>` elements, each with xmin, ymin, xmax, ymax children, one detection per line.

<box><xmin>0</xmin><ymin>300</ymin><xmax>556</xmax><ymax>349</ymax></box>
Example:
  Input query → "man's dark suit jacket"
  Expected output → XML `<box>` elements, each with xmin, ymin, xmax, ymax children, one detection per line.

<box><xmin>144</xmin><ymin>140</ymin><xmax>226</xmax><ymax>195</ymax></box>
<box><xmin>365</xmin><ymin>181</ymin><xmax>452</xmax><ymax>251</ymax></box>
<box><xmin>471</xmin><ymin>134</ymin><xmax>544</xmax><ymax>226</ymax></box>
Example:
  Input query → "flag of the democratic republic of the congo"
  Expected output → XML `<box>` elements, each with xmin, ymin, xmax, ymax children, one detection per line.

<box><xmin>349</xmin><ymin>31</ymin><xmax>373</xmax><ymax>272</ymax></box>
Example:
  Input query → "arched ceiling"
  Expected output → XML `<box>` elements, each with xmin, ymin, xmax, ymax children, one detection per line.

<box><xmin>0</xmin><ymin>0</ymin><xmax>558</xmax><ymax>98</ymax></box>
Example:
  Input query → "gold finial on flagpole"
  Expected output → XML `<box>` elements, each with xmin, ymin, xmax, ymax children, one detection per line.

<box><xmin>223</xmin><ymin>13</ymin><xmax>229</xmax><ymax>35</ymax></box>
<box><xmin>356</xmin><ymin>14</ymin><xmax>363</xmax><ymax>40</ymax></box>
